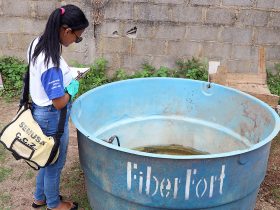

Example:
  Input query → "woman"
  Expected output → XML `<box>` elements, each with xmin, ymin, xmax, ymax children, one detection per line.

<box><xmin>28</xmin><ymin>4</ymin><xmax>89</xmax><ymax>210</ymax></box>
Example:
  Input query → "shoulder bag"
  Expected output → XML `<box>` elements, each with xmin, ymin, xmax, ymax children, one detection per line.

<box><xmin>0</xmin><ymin>40</ymin><xmax>67</xmax><ymax>170</ymax></box>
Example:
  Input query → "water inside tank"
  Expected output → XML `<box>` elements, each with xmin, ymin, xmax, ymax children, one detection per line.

<box><xmin>133</xmin><ymin>144</ymin><xmax>209</xmax><ymax>155</ymax></box>
<box><xmin>95</xmin><ymin>116</ymin><xmax>252</xmax><ymax>155</ymax></box>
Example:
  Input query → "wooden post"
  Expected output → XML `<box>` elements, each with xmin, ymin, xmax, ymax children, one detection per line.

<box><xmin>258</xmin><ymin>46</ymin><xmax>266</xmax><ymax>81</ymax></box>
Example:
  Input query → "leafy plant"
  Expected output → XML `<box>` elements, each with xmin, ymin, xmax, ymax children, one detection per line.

<box><xmin>112</xmin><ymin>68</ymin><xmax>129</xmax><ymax>81</ymax></box>
<box><xmin>0</xmin><ymin>56</ymin><xmax>209</xmax><ymax>99</ymax></box>
<box><xmin>176</xmin><ymin>58</ymin><xmax>208</xmax><ymax>81</ymax></box>
<box><xmin>79</xmin><ymin>57</ymin><xmax>208</xmax><ymax>94</ymax></box>
<box><xmin>132</xmin><ymin>63</ymin><xmax>156</xmax><ymax>78</ymax></box>
<box><xmin>152</xmin><ymin>66</ymin><xmax>172</xmax><ymax>77</ymax></box>
<box><xmin>267</xmin><ymin>63</ymin><xmax>280</xmax><ymax>96</ymax></box>
<box><xmin>77</xmin><ymin>58</ymin><xmax>108</xmax><ymax>97</ymax></box>
<box><xmin>0</xmin><ymin>57</ymin><xmax>27</xmax><ymax>99</ymax></box>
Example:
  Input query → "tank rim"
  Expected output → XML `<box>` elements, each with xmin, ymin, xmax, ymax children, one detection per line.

<box><xmin>72</xmin><ymin>77</ymin><xmax>280</xmax><ymax>159</ymax></box>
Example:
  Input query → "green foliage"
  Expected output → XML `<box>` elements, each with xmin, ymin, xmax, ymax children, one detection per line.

<box><xmin>153</xmin><ymin>66</ymin><xmax>172</xmax><ymax>77</ymax></box>
<box><xmin>77</xmin><ymin>58</ymin><xmax>108</xmax><ymax>97</ymax></box>
<box><xmin>267</xmin><ymin>63</ymin><xmax>280</xmax><ymax>96</ymax></box>
<box><xmin>131</xmin><ymin>63</ymin><xmax>174</xmax><ymax>78</ymax></box>
<box><xmin>0</xmin><ymin>57</ymin><xmax>27</xmax><ymax>99</ymax></box>
<box><xmin>0</xmin><ymin>56</ymin><xmax>208</xmax><ymax>99</ymax></box>
<box><xmin>82</xmin><ymin>57</ymin><xmax>209</xmax><ymax>96</ymax></box>
<box><xmin>132</xmin><ymin>63</ymin><xmax>156</xmax><ymax>78</ymax></box>
<box><xmin>111</xmin><ymin>58</ymin><xmax>208</xmax><ymax>81</ymax></box>
<box><xmin>112</xmin><ymin>68</ymin><xmax>129</xmax><ymax>81</ymax></box>
<box><xmin>176</xmin><ymin>58</ymin><xmax>208</xmax><ymax>81</ymax></box>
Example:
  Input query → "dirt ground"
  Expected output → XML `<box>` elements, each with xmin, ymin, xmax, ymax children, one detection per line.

<box><xmin>0</xmin><ymin>98</ymin><xmax>279</xmax><ymax>210</ymax></box>
<box><xmin>0</xmin><ymin>99</ymin><xmax>90</xmax><ymax>209</ymax></box>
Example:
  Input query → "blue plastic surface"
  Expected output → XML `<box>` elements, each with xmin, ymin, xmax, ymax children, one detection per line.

<box><xmin>71</xmin><ymin>78</ymin><xmax>280</xmax><ymax>210</ymax></box>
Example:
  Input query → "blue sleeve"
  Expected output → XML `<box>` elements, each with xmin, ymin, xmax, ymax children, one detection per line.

<box><xmin>41</xmin><ymin>67</ymin><xmax>65</xmax><ymax>100</ymax></box>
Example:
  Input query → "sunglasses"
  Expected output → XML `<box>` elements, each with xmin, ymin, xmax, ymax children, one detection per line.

<box><xmin>72</xmin><ymin>31</ymin><xmax>83</xmax><ymax>43</ymax></box>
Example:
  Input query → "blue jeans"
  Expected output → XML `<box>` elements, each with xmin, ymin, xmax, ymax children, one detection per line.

<box><xmin>31</xmin><ymin>102</ymin><xmax>71</xmax><ymax>208</ymax></box>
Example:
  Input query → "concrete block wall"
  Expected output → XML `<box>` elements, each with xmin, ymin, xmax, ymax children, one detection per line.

<box><xmin>96</xmin><ymin>0</ymin><xmax>280</xmax><ymax>73</ymax></box>
<box><xmin>0</xmin><ymin>0</ymin><xmax>280</xmax><ymax>74</ymax></box>
<box><xmin>0</xmin><ymin>0</ymin><xmax>94</xmax><ymax>64</ymax></box>
<box><xmin>0</xmin><ymin>0</ymin><xmax>50</xmax><ymax>58</ymax></box>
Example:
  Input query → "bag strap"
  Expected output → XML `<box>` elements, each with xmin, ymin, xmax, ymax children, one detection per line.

<box><xmin>45</xmin><ymin>105</ymin><xmax>68</xmax><ymax>167</ymax></box>
<box><xmin>19</xmin><ymin>39</ymin><xmax>36</xmax><ymax>108</ymax></box>
<box><xmin>56</xmin><ymin>107</ymin><xmax>67</xmax><ymax>140</ymax></box>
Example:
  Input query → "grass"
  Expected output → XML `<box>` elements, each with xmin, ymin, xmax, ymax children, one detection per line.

<box><xmin>271</xmin><ymin>136</ymin><xmax>280</xmax><ymax>204</ymax></box>
<box><xmin>25</xmin><ymin>169</ymin><xmax>35</xmax><ymax>180</ymax></box>
<box><xmin>61</xmin><ymin>162</ymin><xmax>92</xmax><ymax>209</ymax></box>
<box><xmin>271</xmin><ymin>187</ymin><xmax>280</xmax><ymax>203</ymax></box>
<box><xmin>0</xmin><ymin>167</ymin><xmax>12</xmax><ymax>183</ymax></box>
<box><xmin>0</xmin><ymin>122</ymin><xmax>4</xmax><ymax>130</ymax></box>
<box><xmin>0</xmin><ymin>105</ymin><xmax>15</xmax><ymax>208</ymax></box>
<box><xmin>0</xmin><ymin>121</ymin><xmax>7</xmax><ymax>163</ymax></box>
<box><xmin>0</xmin><ymin>192</ymin><xmax>11</xmax><ymax>209</ymax></box>
<box><xmin>0</xmin><ymin>144</ymin><xmax>7</xmax><ymax>163</ymax></box>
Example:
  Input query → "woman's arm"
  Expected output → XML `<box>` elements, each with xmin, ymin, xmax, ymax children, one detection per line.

<box><xmin>52</xmin><ymin>79</ymin><xmax>79</xmax><ymax>109</ymax></box>
<box><xmin>52</xmin><ymin>93</ymin><xmax>70</xmax><ymax>110</ymax></box>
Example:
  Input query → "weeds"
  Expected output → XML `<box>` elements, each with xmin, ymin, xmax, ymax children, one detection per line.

<box><xmin>267</xmin><ymin>63</ymin><xmax>280</xmax><ymax>97</ymax></box>
<box><xmin>61</xmin><ymin>162</ymin><xmax>91</xmax><ymax>209</ymax></box>
<box><xmin>0</xmin><ymin>192</ymin><xmax>11</xmax><ymax>208</ymax></box>
<box><xmin>25</xmin><ymin>169</ymin><xmax>35</xmax><ymax>180</ymax></box>
<box><xmin>272</xmin><ymin>187</ymin><xmax>280</xmax><ymax>202</ymax></box>
<box><xmin>0</xmin><ymin>57</ymin><xmax>27</xmax><ymax>100</ymax></box>
<box><xmin>77</xmin><ymin>58</ymin><xmax>108</xmax><ymax>97</ymax></box>
<box><xmin>1</xmin><ymin>56</ymin><xmax>279</xmax><ymax>101</ymax></box>
<box><xmin>176</xmin><ymin>58</ymin><xmax>208</xmax><ymax>80</ymax></box>
<box><xmin>0</xmin><ymin>144</ymin><xmax>7</xmax><ymax>163</ymax></box>
<box><xmin>0</xmin><ymin>167</ymin><xmax>12</xmax><ymax>182</ymax></box>
<box><xmin>111</xmin><ymin>58</ymin><xmax>208</xmax><ymax>82</ymax></box>
<box><xmin>0</xmin><ymin>56</ymin><xmax>209</xmax><ymax>99</ymax></box>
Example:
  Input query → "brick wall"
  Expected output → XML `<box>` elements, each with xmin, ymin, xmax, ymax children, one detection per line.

<box><xmin>0</xmin><ymin>0</ymin><xmax>280</xmax><ymax>73</ymax></box>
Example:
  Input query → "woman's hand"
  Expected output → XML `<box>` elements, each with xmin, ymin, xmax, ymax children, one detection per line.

<box><xmin>65</xmin><ymin>79</ymin><xmax>79</xmax><ymax>100</ymax></box>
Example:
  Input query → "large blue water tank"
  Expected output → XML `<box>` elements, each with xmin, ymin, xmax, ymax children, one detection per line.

<box><xmin>71</xmin><ymin>78</ymin><xmax>280</xmax><ymax>210</ymax></box>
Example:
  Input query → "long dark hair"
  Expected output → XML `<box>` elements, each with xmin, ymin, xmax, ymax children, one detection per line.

<box><xmin>32</xmin><ymin>4</ymin><xmax>89</xmax><ymax>67</ymax></box>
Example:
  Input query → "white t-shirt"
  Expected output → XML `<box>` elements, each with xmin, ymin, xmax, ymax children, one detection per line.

<box><xmin>27</xmin><ymin>38</ymin><xmax>73</xmax><ymax>106</ymax></box>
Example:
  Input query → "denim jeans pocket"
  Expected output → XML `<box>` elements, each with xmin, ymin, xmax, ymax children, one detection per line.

<box><xmin>32</xmin><ymin>112</ymin><xmax>49</xmax><ymax>134</ymax></box>
<box><xmin>32</xmin><ymin>106</ymin><xmax>59</xmax><ymax>136</ymax></box>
